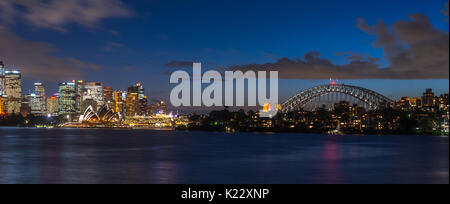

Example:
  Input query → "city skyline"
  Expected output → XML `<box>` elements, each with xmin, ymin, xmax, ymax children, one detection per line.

<box><xmin>0</xmin><ymin>0</ymin><xmax>448</xmax><ymax>103</ymax></box>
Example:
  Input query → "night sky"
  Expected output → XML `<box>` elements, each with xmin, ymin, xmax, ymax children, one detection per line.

<box><xmin>0</xmin><ymin>0</ymin><xmax>449</xmax><ymax>106</ymax></box>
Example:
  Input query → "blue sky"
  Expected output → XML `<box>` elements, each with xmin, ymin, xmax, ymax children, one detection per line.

<box><xmin>2</xmin><ymin>0</ymin><xmax>449</xmax><ymax>102</ymax></box>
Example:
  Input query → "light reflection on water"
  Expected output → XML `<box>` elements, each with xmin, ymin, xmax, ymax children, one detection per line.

<box><xmin>0</xmin><ymin>127</ymin><xmax>448</xmax><ymax>184</ymax></box>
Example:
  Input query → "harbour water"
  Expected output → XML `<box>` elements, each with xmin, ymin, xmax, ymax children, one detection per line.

<box><xmin>0</xmin><ymin>127</ymin><xmax>448</xmax><ymax>184</ymax></box>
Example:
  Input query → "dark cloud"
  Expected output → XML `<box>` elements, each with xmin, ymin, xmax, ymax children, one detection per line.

<box><xmin>0</xmin><ymin>0</ymin><xmax>134</xmax><ymax>31</ymax></box>
<box><xmin>0</xmin><ymin>30</ymin><xmax>102</xmax><ymax>81</ymax></box>
<box><xmin>229</xmin><ymin>7</ymin><xmax>449</xmax><ymax>80</ymax></box>
<box><xmin>165</xmin><ymin>61</ymin><xmax>194</xmax><ymax>68</ymax></box>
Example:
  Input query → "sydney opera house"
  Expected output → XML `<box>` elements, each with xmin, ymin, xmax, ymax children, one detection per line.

<box><xmin>78</xmin><ymin>105</ymin><xmax>121</xmax><ymax>124</ymax></box>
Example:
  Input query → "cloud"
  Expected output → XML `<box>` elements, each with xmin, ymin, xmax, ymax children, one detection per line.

<box><xmin>0</xmin><ymin>0</ymin><xmax>133</xmax><ymax>31</ymax></box>
<box><xmin>165</xmin><ymin>61</ymin><xmax>194</xmax><ymax>68</ymax></box>
<box><xmin>229</xmin><ymin>7</ymin><xmax>449</xmax><ymax>80</ymax></box>
<box><xmin>0</xmin><ymin>30</ymin><xmax>102</xmax><ymax>81</ymax></box>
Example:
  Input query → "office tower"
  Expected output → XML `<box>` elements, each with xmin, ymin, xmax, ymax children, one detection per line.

<box><xmin>83</xmin><ymin>82</ymin><xmax>103</xmax><ymax>112</ymax></box>
<box><xmin>47</xmin><ymin>95</ymin><xmax>59</xmax><ymax>116</ymax></box>
<box><xmin>30</xmin><ymin>93</ymin><xmax>41</xmax><ymax>115</ymax></box>
<box><xmin>113</xmin><ymin>91</ymin><xmax>124</xmax><ymax>114</ymax></box>
<box><xmin>74</xmin><ymin>80</ymin><xmax>84</xmax><ymax>114</ymax></box>
<box><xmin>422</xmin><ymin>89</ymin><xmax>435</xmax><ymax>107</ymax></box>
<box><xmin>0</xmin><ymin>61</ymin><xmax>5</xmax><ymax>96</ymax></box>
<box><xmin>58</xmin><ymin>82</ymin><xmax>76</xmax><ymax>116</ymax></box>
<box><xmin>131</xmin><ymin>83</ymin><xmax>147</xmax><ymax>115</ymax></box>
<box><xmin>31</xmin><ymin>83</ymin><xmax>46</xmax><ymax>115</ymax></box>
<box><xmin>126</xmin><ymin>85</ymin><xmax>139</xmax><ymax>117</ymax></box>
<box><xmin>104</xmin><ymin>86</ymin><xmax>113</xmax><ymax>107</ymax></box>
<box><xmin>5</xmin><ymin>70</ymin><xmax>22</xmax><ymax>114</ymax></box>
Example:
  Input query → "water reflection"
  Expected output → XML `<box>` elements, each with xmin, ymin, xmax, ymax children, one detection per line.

<box><xmin>0</xmin><ymin>128</ymin><xmax>448</xmax><ymax>184</ymax></box>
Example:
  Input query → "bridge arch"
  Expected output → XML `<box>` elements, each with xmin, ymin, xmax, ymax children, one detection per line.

<box><xmin>282</xmin><ymin>84</ymin><xmax>393</xmax><ymax>112</ymax></box>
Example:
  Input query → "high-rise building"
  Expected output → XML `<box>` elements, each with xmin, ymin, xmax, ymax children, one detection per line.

<box><xmin>74</xmin><ymin>80</ymin><xmax>84</xmax><ymax>114</ymax></box>
<box><xmin>113</xmin><ymin>91</ymin><xmax>124</xmax><ymax>114</ymax></box>
<box><xmin>5</xmin><ymin>70</ymin><xmax>22</xmax><ymax>114</ymax></box>
<box><xmin>30</xmin><ymin>93</ymin><xmax>41</xmax><ymax>115</ymax></box>
<box><xmin>126</xmin><ymin>85</ymin><xmax>140</xmax><ymax>117</ymax></box>
<box><xmin>422</xmin><ymin>89</ymin><xmax>435</xmax><ymax>107</ymax></box>
<box><xmin>58</xmin><ymin>82</ymin><xmax>76</xmax><ymax>116</ymax></box>
<box><xmin>0</xmin><ymin>61</ymin><xmax>5</xmax><ymax>96</ymax></box>
<box><xmin>47</xmin><ymin>95</ymin><xmax>59</xmax><ymax>116</ymax></box>
<box><xmin>82</xmin><ymin>82</ymin><xmax>103</xmax><ymax>112</ymax></box>
<box><xmin>104</xmin><ymin>86</ymin><xmax>113</xmax><ymax>107</ymax></box>
<box><xmin>31</xmin><ymin>83</ymin><xmax>46</xmax><ymax>115</ymax></box>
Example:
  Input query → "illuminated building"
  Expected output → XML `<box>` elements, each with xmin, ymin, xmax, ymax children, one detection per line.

<box><xmin>127</xmin><ymin>83</ymin><xmax>146</xmax><ymax>116</ymax></box>
<box><xmin>397</xmin><ymin>97</ymin><xmax>411</xmax><ymax>111</ymax></box>
<box><xmin>156</xmin><ymin>101</ymin><xmax>167</xmax><ymax>114</ymax></box>
<box><xmin>126</xmin><ymin>91</ymin><xmax>138</xmax><ymax>117</ymax></box>
<box><xmin>74</xmin><ymin>80</ymin><xmax>84</xmax><ymax>114</ymax></box>
<box><xmin>113</xmin><ymin>91</ymin><xmax>124</xmax><ymax>113</ymax></box>
<box><xmin>82</xmin><ymin>82</ymin><xmax>103</xmax><ymax>112</ymax></box>
<box><xmin>411</xmin><ymin>97</ymin><xmax>422</xmax><ymax>107</ymax></box>
<box><xmin>5</xmin><ymin>70</ymin><xmax>22</xmax><ymax>114</ymax></box>
<box><xmin>0</xmin><ymin>61</ymin><xmax>5</xmax><ymax>96</ymax></box>
<box><xmin>422</xmin><ymin>89</ymin><xmax>435</xmax><ymax>107</ymax></box>
<box><xmin>104</xmin><ymin>86</ymin><xmax>113</xmax><ymax>104</ymax></box>
<box><xmin>0</xmin><ymin>95</ymin><xmax>7</xmax><ymax>114</ymax></box>
<box><xmin>58</xmin><ymin>82</ymin><xmax>76</xmax><ymax>116</ymax></box>
<box><xmin>47</xmin><ymin>95</ymin><xmax>59</xmax><ymax>116</ymax></box>
<box><xmin>31</xmin><ymin>83</ymin><xmax>46</xmax><ymax>115</ymax></box>
<box><xmin>30</xmin><ymin>93</ymin><xmax>41</xmax><ymax>115</ymax></box>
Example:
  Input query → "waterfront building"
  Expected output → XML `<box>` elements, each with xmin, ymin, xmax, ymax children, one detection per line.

<box><xmin>5</xmin><ymin>70</ymin><xmax>22</xmax><ymax>114</ymax></box>
<box><xmin>82</xmin><ymin>82</ymin><xmax>103</xmax><ymax>112</ymax></box>
<box><xmin>58</xmin><ymin>82</ymin><xmax>76</xmax><ymax>116</ymax></box>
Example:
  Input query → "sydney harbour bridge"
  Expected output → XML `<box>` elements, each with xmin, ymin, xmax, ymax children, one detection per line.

<box><xmin>282</xmin><ymin>84</ymin><xmax>394</xmax><ymax>112</ymax></box>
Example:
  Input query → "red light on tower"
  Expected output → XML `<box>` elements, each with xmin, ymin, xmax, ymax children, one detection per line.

<box><xmin>331</xmin><ymin>81</ymin><xmax>336</xmax><ymax>85</ymax></box>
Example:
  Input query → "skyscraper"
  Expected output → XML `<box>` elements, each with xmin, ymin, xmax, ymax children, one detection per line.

<box><xmin>5</xmin><ymin>70</ymin><xmax>22</xmax><ymax>114</ymax></box>
<box><xmin>104</xmin><ymin>86</ymin><xmax>113</xmax><ymax>107</ymax></box>
<box><xmin>74</xmin><ymin>80</ymin><xmax>84</xmax><ymax>114</ymax></box>
<box><xmin>126</xmin><ymin>83</ymin><xmax>148</xmax><ymax>116</ymax></box>
<box><xmin>31</xmin><ymin>83</ymin><xmax>46</xmax><ymax>115</ymax></box>
<box><xmin>126</xmin><ymin>85</ymin><xmax>140</xmax><ymax>117</ymax></box>
<box><xmin>113</xmin><ymin>91</ymin><xmax>124</xmax><ymax>114</ymax></box>
<box><xmin>58</xmin><ymin>82</ymin><xmax>76</xmax><ymax>116</ymax></box>
<box><xmin>0</xmin><ymin>61</ymin><xmax>5</xmax><ymax>96</ymax></box>
<box><xmin>83</xmin><ymin>82</ymin><xmax>103</xmax><ymax>112</ymax></box>
<box><xmin>47</xmin><ymin>95</ymin><xmax>59</xmax><ymax>116</ymax></box>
